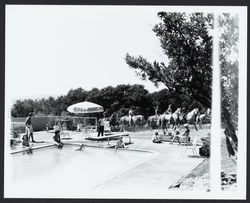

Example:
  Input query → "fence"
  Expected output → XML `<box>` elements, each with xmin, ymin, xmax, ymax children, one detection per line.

<box><xmin>11</xmin><ymin>116</ymin><xmax>97</xmax><ymax>132</ymax></box>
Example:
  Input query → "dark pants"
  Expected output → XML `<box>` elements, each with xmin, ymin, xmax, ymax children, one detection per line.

<box><xmin>97</xmin><ymin>126</ymin><xmax>104</xmax><ymax>137</ymax></box>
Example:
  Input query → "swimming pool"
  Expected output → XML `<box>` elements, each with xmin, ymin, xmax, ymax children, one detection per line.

<box><xmin>5</xmin><ymin>144</ymin><xmax>154</xmax><ymax>198</ymax></box>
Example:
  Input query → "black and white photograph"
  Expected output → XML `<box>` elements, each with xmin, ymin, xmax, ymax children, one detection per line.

<box><xmin>4</xmin><ymin>5</ymin><xmax>247</xmax><ymax>199</ymax></box>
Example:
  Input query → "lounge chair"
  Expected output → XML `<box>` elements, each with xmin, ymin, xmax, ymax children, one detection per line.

<box><xmin>170</xmin><ymin>134</ymin><xmax>191</xmax><ymax>145</ymax></box>
<box><xmin>182</xmin><ymin>135</ymin><xmax>199</xmax><ymax>157</ymax></box>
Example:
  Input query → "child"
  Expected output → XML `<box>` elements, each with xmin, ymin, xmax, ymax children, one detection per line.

<box><xmin>170</xmin><ymin>124</ymin><xmax>190</xmax><ymax>145</ymax></box>
<box><xmin>46</xmin><ymin>123</ymin><xmax>50</xmax><ymax>132</ymax></box>
<box><xmin>53</xmin><ymin>129</ymin><xmax>63</xmax><ymax>149</ymax></box>
<box><xmin>152</xmin><ymin>132</ymin><xmax>162</xmax><ymax>143</ymax></box>
<box><xmin>22</xmin><ymin>133</ymin><xmax>33</xmax><ymax>155</ymax></box>
<box><xmin>115</xmin><ymin>136</ymin><xmax>126</xmax><ymax>151</ymax></box>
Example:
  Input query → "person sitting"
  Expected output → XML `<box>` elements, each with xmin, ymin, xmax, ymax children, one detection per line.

<box><xmin>13</xmin><ymin>131</ymin><xmax>18</xmax><ymax>138</ymax></box>
<box><xmin>53</xmin><ymin>129</ymin><xmax>63</xmax><ymax>149</ymax></box>
<box><xmin>77</xmin><ymin>123</ymin><xmax>83</xmax><ymax>132</ymax></box>
<box><xmin>170</xmin><ymin>128</ymin><xmax>181</xmax><ymax>144</ymax></box>
<box><xmin>152</xmin><ymin>132</ymin><xmax>162</xmax><ymax>143</ymax></box>
<box><xmin>22</xmin><ymin>133</ymin><xmax>33</xmax><ymax>155</ymax></box>
<box><xmin>170</xmin><ymin>124</ymin><xmax>190</xmax><ymax>145</ymax></box>
<box><xmin>46</xmin><ymin>123</ymin><xmax>50</xmax><ymax>132</ymax></box>
<box><xmin>115</xmin><ymin>136</ymin><xmax>126</xmax><ymax>151</ymax></box>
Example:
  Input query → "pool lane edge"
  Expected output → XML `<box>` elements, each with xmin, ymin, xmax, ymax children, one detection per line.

<box><xmin>10</xmin><ymin>142</ymin><xmax>157</xmax><ymax>155</ymax></box>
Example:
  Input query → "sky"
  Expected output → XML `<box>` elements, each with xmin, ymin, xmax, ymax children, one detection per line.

<box><xmin>6</xmin><ymin>6</ymin><xmax>245</xmax><ymax>101</ymax></box>
<box><xmin>6</xmin><ymin>5</ymin><xmax>172</xmax><ymax>100</ymax></box>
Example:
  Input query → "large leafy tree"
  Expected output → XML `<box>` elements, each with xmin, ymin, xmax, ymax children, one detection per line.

<box><xmin>11</xmin><ymin>84</ymin><xmax>153</xmax><ymax>118</ymax></box>
<box><xmin>125</xmin><ymin>12</ymin><xmax>213</xmax><ymax>108</ymax></box>
<box><xmin>125</xmin><ymin>12</ymin><xmax>239</xmax><ymax>160</ymax></box>
<box><xmin>219</xmin><ymin>13</ymin><xmax>239</xmax><ymax>161</ymax></box>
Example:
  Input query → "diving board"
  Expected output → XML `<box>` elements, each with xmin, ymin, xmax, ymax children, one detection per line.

<box><xmin>85</xmin><ymin>133</ymin><xmax>131</xmax><ymax>146</ymax></box>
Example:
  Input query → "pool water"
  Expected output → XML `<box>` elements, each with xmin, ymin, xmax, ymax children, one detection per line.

<box><xmin>6</xmin><ymin>145</ymin><xmax>153</xmax><ymax>198</ymax></box>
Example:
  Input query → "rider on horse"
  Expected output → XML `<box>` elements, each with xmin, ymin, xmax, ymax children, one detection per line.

<box><xmin>165</xmin><ymin>104</ymin><xmax>173</xmax><ymax>115</ymax></box>
<box><xmin>128</xmin><ymin>108</ymin><xmax>134</xmax><ymax>126</ymax></box>
<box><xmin>181</xmin><ymin>107</ymin><xmax>187</xmax><ymax>122</ymax></box>
<box><xmin>154</xmin><ymin>106</ymin><xmax>159</xmax><ymax>121</ymax></box>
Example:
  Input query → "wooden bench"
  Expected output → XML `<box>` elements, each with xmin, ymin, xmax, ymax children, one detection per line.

<box><xmin>85</xmin><ymin>133</ymin><xmax>131</xmax><ymax>146</ymax></box>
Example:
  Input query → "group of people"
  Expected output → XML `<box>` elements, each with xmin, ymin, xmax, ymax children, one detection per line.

<box><xmin>98</xmin><ymin>106</ymin><xmax>190</xmax><ymax>147</ymax></box>
<box><xmin>22</xmin><ymin>111</ymin><xmax>125</xmax><ymax>153</ymax></box>
<box><xmin>155</xmin><ymin>104</ymin><xmax>186</xmax><ymax>117</ymax></box>
<box><xmin>20</xmin><ymin>105</ymin><xmax>193</xmax><ymax>154</ymax></box>
<box><xmin>97</xmin><ymin>112</ymin><xmax>127</xmax><ymax>150</ymax></box>
<box><xmin>127</xmin><ymin>105</ymin><xmax>172</xmax><ymax>125</ymax></box>
<box><xmin>153</xmin><ymin>104</ymin><xmax>172</xmax><ymax>118</ymax></box>
<box><xmin>53</xmin><ymin>125</ymin><xmax>86</xmax><ymax>150</ymax></box>
<box><xmin>22</xmin><ymin>113</ymin><xmax>65</xmax><ymax>152</ymax></box>
<box><xmin>152</xmin><ymin>123</ymin><xmax>190</xmax><ymax>145</ymax></box>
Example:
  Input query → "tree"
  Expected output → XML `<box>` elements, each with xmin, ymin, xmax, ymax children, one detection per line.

<box><xmin>11</xmin><ymin>100</ymin><xmax>28</xmax><ymax>117</ymax></box>
<box><xmin>66</xmin><ymin>88</ymin><xmax>88</xmax><ymax>105</ymax></box>
<box><xmin>125</xmin><ymin>12</ymin><xmax>213</xmax><ymax>108</ymax></box>
<box><xmin>125</xmin><ymin>11</ymin><xmax>239</xmax><ymax>161</ymax></box>
<box><xmin>219</xmin><ymin>14</ymin><xmax>239</xmax><ymax>161</ymax></box>
<box><xmin>93</xmin><ymin>84</ymin><xmax>152</xmax><ymax>117</ymax></box>
<box><xmin>11</xmin><ymin>99</ymin><xmax>36</xmax><ymax>117</ymax></box>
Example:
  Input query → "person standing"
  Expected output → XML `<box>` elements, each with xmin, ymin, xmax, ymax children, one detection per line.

<box><xmin>97</xmin><ymin>114</ymin><xmax>105</xmax><ymax>137</ymax></box>
<box><xmin>25</xmin><ymin>112</ymin><xmax>35</xmax><ymax>142</ymax></box>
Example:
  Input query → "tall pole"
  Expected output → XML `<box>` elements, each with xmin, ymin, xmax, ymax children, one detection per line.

<box><xmin>210</xmin><ymin>12</ymin><xmax>221</xmax><ymax>192</ymax></box>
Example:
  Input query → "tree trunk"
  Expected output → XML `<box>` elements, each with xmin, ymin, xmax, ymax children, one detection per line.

<box><xmin>221</xmin><ymin>101</ymin><xmax>238</xmax><ymax>158</ymax></box>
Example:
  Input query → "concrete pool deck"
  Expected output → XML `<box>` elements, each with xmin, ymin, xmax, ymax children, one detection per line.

<box><xmin>10</xmin><ymin>128</ymin><xmax>208</xmax><ymax>195</ymax></box>
<box><xmin>93</xmin><ymin>137</ymin><xmax>205</xmax><ymax>193</ymax></box>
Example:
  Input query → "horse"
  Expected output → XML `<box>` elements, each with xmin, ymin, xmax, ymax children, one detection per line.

<box><xmin>146</xmin><ymin>115</ymin><xmax>159</xmax><ymax>130</ymax></box>
<box><xmin>109</xmin><ymin>112</ymin><xmax>120</xmax><ymax>131</ymax></box>
<box><xmin>148</xmin><ymin>108</ymin><xmax>181</xmax><ymax>133</ymax></box>
<box><xmin>158</xmin><ymin>108</ymin><xmax>183</xmax><ymax>131</ymax></box>
<box><xmin>170</xmin><ymin>108</ymin><xmax>186</xmax><ymax>129</ymax></box>
<box><xmin>119</xmin><ymin>115</ymin><xmax>145</xmax><ymax>131</ymax></box>
<box><xmin>196</xmin><ymin>108</ymin><xmax>211</xmax><ymax>129</ymax></box>
<box><xmin>185</xmin><ymin>108</ymin><xmax>199</xmax><ymax>131</ymax></box>
<box><xmin>156</xmin><ymin>114</ymin><xmax>169</xmax><ymax>132</ymax></box>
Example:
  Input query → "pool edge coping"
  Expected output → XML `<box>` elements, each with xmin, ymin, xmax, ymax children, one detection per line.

<box><xmin>10</xmin><ymin>142</ymin><xmax>157</xmax><ymax>155</ymax></box>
